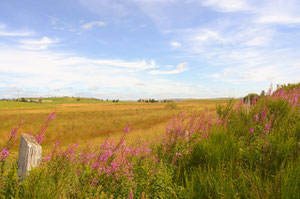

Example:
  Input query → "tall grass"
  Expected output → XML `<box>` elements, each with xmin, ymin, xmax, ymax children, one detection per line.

<box><xmin>0</xmin><ymin>100</ymin><xmax>219</xmax><ymax>153</ymax></box>
<box><xmin>0</xmin><ymin>84</ymin><xmax>299</xmax><ymax>198</ymax></box>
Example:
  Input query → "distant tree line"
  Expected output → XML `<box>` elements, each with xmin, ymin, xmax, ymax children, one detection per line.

<box><xmin>137</xmin><ymin>99</ymin><xmax>173</xmax><ymax>103</ymax></box>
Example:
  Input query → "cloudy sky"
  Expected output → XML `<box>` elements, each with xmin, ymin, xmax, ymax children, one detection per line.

<box><xmin>0</xmin><ymin>0</ymin><xmax>299</xmax><ymax>99</ymax></box>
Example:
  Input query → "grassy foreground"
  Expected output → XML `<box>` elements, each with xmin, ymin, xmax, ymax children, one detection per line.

<box><xmin>0</xmin><ymin>85</ymin><xmax>299</xmax><ymax>198</ymax></box>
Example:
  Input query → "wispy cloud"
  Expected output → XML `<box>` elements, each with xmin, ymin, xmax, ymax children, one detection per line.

<box><xmin>256</xmin><ymin>16</ymin><xmax>300</xmax><ymax>24</ymax></box>
<box><xmin>92</xmin><ymin>59</ymin><xmax>158</xmax><ymax>70</ymax></box>
<box><xmin>201</xmin><ymin>0</ymin><xmax>250</xmax><ymax>12</ymax></box>
<box><xmin>0</xmin><ymin>46</ymin><xmax>193</xmax><ymax>99</ymax></box>
<box><xmin>0</xmin><ymin>24</ymin><xmax>33</xmax><ymax>37</ymax></box>
<box><xmin>202</xmin><ymin>0</ymin><xmax>300</xmax><ymax>25</ymax></box>
<box><xmin>254</xmin><ymin>0</ymin><xmax>300</xmax><ymax>24</ymax></box>
<box><xmin>169</xmin><ymin>14</ymin><xmax>299</xmax><ymax>85</ymax></box>
<box><xmin>170</xmin><ymin>41</ymin><xmax>181</xmax><ymax>47</ymax></box>
<box><xmin>81</xmin><ymin>21</ymin><xmax>106</xmax><ymax>30</ymax></box>
<box><xmin>148</xmin><ymin>62</ymin><xmax>188</xmax><ymax>75</ymax></box>
<box><xmin>18</xmin><ymin>37</ymin><xmax>59</xmax><ymax>50</ymax></box>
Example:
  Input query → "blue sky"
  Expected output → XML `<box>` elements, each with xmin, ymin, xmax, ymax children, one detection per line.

<box><xmin>0</xmin><ymin>0</ymin><xmax>300</xmax><ymax>100</ymax></box>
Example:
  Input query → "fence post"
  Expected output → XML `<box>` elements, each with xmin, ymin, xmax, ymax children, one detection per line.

<box><xmin>17</xmin><ymin>134</ymin><xmax>42</xmax><ymax>180</ymax></box>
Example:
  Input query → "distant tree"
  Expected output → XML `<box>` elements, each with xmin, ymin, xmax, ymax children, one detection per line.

<box><xmin>112</xmin><ymin>99</ymin><xmax>115</xmax><ymax>103</ymax></box>
<box><xmin>260</xmin><ymin>90</ymin><xmax>265</xmax><ymax>97</ymax></box>
<box><xmin>77</xmin><ymin>98</ymin><xmax>80</xmax><ymax>101</ymax></box>
<box><xmin>137</xmin><ymin>99</ymin><xmax>141</xmax><ymax>102</ymax></box>
<box><xmin>116</xmin><ymin>99</ymin><xmax>119</xmax><ymax>103</ymax></box>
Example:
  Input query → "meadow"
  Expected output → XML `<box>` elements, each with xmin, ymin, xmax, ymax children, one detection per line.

<box><xmin>0</xmin><ymin>98</ymin><xmax>227</xmax><ymax>157</ymax></box>
<box><xmin>0</xmin><ymin>84</ymin><xmax>299</xmax><ymax>198</ymax></box>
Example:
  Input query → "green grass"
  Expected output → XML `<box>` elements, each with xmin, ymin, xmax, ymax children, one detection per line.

<box><xmin>0</xmin><ymin>101</ymin><xmax>54</xmax><ymax>110</ymax></box>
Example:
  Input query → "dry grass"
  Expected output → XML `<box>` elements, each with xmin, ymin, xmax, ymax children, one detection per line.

<box><xmin>0</xmin><ymin>99</ymin><xmax>229</xmax><ymax>156</ymax></box>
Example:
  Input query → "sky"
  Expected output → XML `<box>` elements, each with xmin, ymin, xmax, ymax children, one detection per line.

<box><xmin>0</xmin><ymin>0</ymin><xmax>300</xmax><ymax>100</ymax></box>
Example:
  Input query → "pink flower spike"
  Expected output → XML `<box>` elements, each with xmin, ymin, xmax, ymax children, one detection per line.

<box><xmin>0</xmin><ymin>148</ymin><xmax>9</xmax><ymax>161</ymax></box>
<box><xmin>249</xmin><ymin>128</ymin><xmax>254</xmax><ymax>133</ymax></box>
<box><xmin>123</xmin><ymin>126</ymin><xmax>130</xmax><ymax>134</ymax></box>
<box><xmin>47</xmin><ymin>112</ymin><xmax>56</xmax><ymax>120</ymax></box>
<box><xmin>10</xmin><ymin>129</ymin><xmax>17</xmax><ymax>138</ymax></box>
<box><xmin>175</xmin><ymin>152</ymin><xmax>182</xmax><ymax>159</ymax></box>
<box><xmin>254</xmin><ymin>114</ymin><xmax>259</xmax><ymax>122</ymax></box>
<box><xmin>265</xmin><ymin>124</ymin><xmax>271</xmax><ymax>133</ymax></box>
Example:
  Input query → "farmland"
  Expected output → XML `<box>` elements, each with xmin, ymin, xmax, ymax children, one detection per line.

<box><xmin>0</xmin><ymin>98</ymin><xmax>227</xmax><ymax>156</ymax></box>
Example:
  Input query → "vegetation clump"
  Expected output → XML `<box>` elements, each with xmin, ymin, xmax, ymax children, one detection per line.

<box><xmin>165</xmin><ymin>102</ymin><xmax>178</xmax><ymax>110</ymax></box>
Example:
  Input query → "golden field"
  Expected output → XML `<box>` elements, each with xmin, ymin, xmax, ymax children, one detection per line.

<box><xmin>0</xmin><ymin>98</ymin><xmax>229</xmax><ymax>157</ymax></box>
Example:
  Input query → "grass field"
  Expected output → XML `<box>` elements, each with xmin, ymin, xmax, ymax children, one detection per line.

<box><xmin>0</xmin><ymin>84</ymin><xmax>299</xmax><ymax>198</ymax></box>
<box><xmin>0</xmin><ymin>98</ymin><xmax>228</xmax><ymax>156</ymax></box>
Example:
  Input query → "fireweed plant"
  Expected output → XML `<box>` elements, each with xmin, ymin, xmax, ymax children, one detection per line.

<box><xmin>0</xmin><ymin>121</ymin><xmax>23</xmax><ymax>174</ymax></box>
<box><xmin>0</xmin><ymin>83</ymin><xmax>299</xmax><ymax>198</ymax></box>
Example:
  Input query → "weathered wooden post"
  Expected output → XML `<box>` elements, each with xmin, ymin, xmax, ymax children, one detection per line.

<box><xmin>18</xmin><ymin>134</ymin><xmax>42</xmax><ymax>180</ymax></box>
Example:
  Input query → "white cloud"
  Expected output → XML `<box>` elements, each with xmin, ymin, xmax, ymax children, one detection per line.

<box><xmin>202</xmin><ymin>0</ymin><xmax>300</xmax><ymax>25</ymax></box>
<box><xmin>189</xmin><ymin>29</ymin><xmax>221</xmax><ymax>43</ymax></box>
<box><xmin>201</xmin><ymin>0</ymin><xmax>250</xmax><ymax>12</ymax></box>
<box><xmin>19</xmin><ymin>37</ymin><xmax>59</xmax><ymax>50</ymax></box>
<box><xmin>0</xmin><ymin>46</ymin><xmax>194</xmax><ymax>99</ymax></box>
<box><xmin>256</xmin><ymin>15</ymin><xmax>300</xmax><ymax>24</ymax></box>
<box><xmin>170</xmin><ymin>41</ymin><xmax>181</xmax><ymax>47</ymax></box>
<box><xmin>79</xmin><ymin>0</ymin><xmax>129</xmax><ymax>17</ymax></box>
<box><xmin>92</xmin><ymin>59</ymin><xmax>158</xmax><ymax>70</ymax></box>
<box><xmin>81</xmin><ymin>21</ymin><xmax>106</xmax><ymax>30</ymax></box>
<box><xmin>254</xmin><ymin>0</ymin><xmax>300</xmax><ymax>24</ymax></box>
<box><xmin>148</xmin><ymin>62</ymin><xmax>188</xmax><ymax>75</ymax></box>
<box><xmin>0</xmin><ymin>24</ymin><xmax>33</xmax><ymax>37</ymax></box>
<box><xmin>237</xmin><ymin>27</ymin><xmax>274</xmax><ymax>47</ymax></box>
<box><xmin>209</xmin><ymin>49</ymin><xmax>300</xmax><ymax>85</ymax></box>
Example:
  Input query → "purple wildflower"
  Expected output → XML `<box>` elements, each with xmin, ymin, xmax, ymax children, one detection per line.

<box><xmin>0</xmin><ymin>148</ymin><xmax>9</xmax><ymax>161</ymax></box>
<box><xmin>123</xmin><ymin>126</ymin><xmax>130</xmax><ymax>134</ymax></box>
<box><xmin>265</xmin><ymin>124</ymin><xmax>271</xmax><ymax>133</ymax></box>
<box><xmin>10</xmin><ymin>129</ymin><xmax>17</xmax><ymax>138</ymax></box>
<box><xmin>254</xmin><ymin>114</ymin><xmax>259</xmax><ymax>122</ymax></box>
<box><xmin>47</xmin><ymin>112</ymin><xmax>56</xmax><ymax>120</ymax></box>
<box><xmin>175</xmin><ymin>152</ymin><xmax>182</xmax><ymax>159</ymax></box>
<box><xmin>249</xmin><ymin>128</ymin><xmax>254</xmax><ymax>133</ymax></box>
